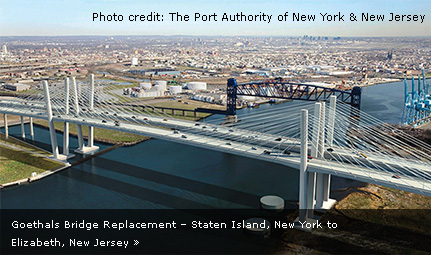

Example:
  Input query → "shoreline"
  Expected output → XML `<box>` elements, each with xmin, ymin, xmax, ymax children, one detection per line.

<box><xmin>355</xmin><ymin>77</ymin><xmax>402</xmax><ymax>88</ymax></box>
<box><xmin>0</xmin><ymin>133</ymin><xmax>69</xmax><ymax>188</ymax></box>
<box><xmin>1</xmin><ymin>163</ymin><xmax>70</xmax><ymax>189</ymax></box>
<box><xmin>0</xmin><ymin>136</ymin><xmax>127</xmax><ymax>189</ymax></box>
<box><xmin>32</xmin><ymin>122</ymin><xmax>151</xmax><ymax>146</ymax></box>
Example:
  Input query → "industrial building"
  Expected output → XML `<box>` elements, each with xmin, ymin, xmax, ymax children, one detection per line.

<box><xmin>130</xmin><ymin>80</ymin><xmax>167</xmax><ymax>98</ymax></box>
<box><xmin>4</xmin><ymin>83</ymin><xmax>30</xmax><ymax>91</ymax></box>
<box><xmin>192</xmin><ymin>92</ymin><xmax>226</xmax><ymax>104</ymax></box>
<box><xmin>129</xmin><ymin>69</ymin><xmax>180</xmax><ymax>76</ymax></box>
<box><xmin>169</xmin><ymin>85</ymin><xmax>182</xmax><ymax>94</ymax></box>
<box><xmin>186</xmin><ymin>82</ymin><xmax>207</xmax><ymax>91</ymax></box>
<box><xmin>139</xmin><ymin>82</ymin><xmax>152</xmax><ymax>90</ymax></box>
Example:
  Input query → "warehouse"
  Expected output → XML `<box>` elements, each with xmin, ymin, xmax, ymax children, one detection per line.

<box><xmin>4</xmin><ymin>83</ymin><xmax>31</xmax><ymax>91</ymax></box>
<box><xmin>129</xmin><ymin>69</ymin><xmax>180</xmax><ymax>76</ymax></box>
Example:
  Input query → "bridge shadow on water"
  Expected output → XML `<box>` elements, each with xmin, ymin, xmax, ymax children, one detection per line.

<box><xmin>68</xmin><ymin>156</ymin><xmax>267</xmax><ymax>209</ymax></box>
<box><xmin>2</xmin><ymin>127</ymin><xmax>299</xmax><ymax>209</ymax></box>
<box><xmin>59</xmin><ymin>166</ymin><xmax>219</xmax><ymax>209</ymax></box>
<box><xmin>2</xmin><ymin>126</ymin><xmax>360</xmax><ymax>210</ymax></box>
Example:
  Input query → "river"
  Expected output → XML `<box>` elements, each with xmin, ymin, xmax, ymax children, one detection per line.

<box><xmin>0</xmin><ymin>79</ymin><xmax>424</xmax><ymax>209</ymax></box>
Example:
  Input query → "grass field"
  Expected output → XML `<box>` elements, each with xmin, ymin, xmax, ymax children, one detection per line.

<box><xmin>0</xmin><ymin>132</ymin><xmax>50</xmax><ymax>156</ymax></box>
<box><xmin>328</xmin><ymin>183</ymin><xmax>431</xmax><ymax>235</ymax></box>
<box><xmin>0</xmin><ymin>133</ymin><xmax>64</xmax><ymax>184</ymax></box>
<box><xmin>336</xmin><ymin>183</ymin><xmax>431</xmax><ymax>209</ymax></box>
<box><xmin>33</xmin><ymin>120</ymin><xmax>149</xmax><ymax>144</ymax></box>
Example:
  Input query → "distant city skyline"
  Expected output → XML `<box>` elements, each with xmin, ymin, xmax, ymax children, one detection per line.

<box><xmin>1</xmin><ymin>0</ymin><xmax>430</xmax><ymax>37</ymax></box>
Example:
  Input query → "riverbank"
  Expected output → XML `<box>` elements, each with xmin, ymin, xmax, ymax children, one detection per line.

<box><xmin>418</xmin><ymin>121</ymin><xmax>431</xmax><ymax>130</ymax></box>
<box><xmin>0</xmin><ymin>133</ymin><xmax>66</xmax><ymax>186</ymax></box>
<box><xmin>336</xmin><ymin>183</ymin><xmax>431</xmax><ymax>209</ymax></box>
<box><xmin>397</xmin><ymin>126</ymin><xmax>431</xmax><ymax>145</ymax></box>
<box><xmin>353</xmin><ymin>77</ymin><xmax>402</xmax><ymax>89</ymax></box>
<box><xmin>279</xmin><ymin>183</ymin><xmax>431</xmax><ymax>254</ymax></box>
<box><xmin>33</xmin><ymin>120</ymin><xmax>150</xmax><ymax>145</ymax></box>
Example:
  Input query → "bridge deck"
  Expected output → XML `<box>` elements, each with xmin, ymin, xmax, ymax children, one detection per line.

<box><xmin>2</xmin><ymin>93</ymin><xmax>431</xmax><ymax>198</ymax></box>
<box><xmin>1</xmin><ymin>102</ymin><xmax>431</xmax><ymax>197</ymax></box>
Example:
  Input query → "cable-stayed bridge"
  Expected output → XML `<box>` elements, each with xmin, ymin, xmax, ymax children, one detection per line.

<box><xmin>1</xmin><ymin>75</ymin><xmax>431</xmax><ymax>222</ymax></box>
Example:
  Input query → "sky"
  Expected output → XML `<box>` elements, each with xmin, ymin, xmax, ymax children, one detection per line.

<box><xmin>0</xmin><ymin>0</ymin><xmax>430</xmax><ymax>37</ymax></box>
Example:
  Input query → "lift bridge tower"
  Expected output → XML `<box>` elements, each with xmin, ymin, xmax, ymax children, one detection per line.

<box><xmin>402</xmin><ymin>70</ymin><xmax>431</xmax><ymax>127</ymax></box>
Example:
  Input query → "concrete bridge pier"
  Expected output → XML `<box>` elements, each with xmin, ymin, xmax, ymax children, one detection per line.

<box><xmin>29</xmin><ymin>117</ymin><xmax>34</xmax><ymax>140</ymax></box>
<box><xmin>73</xmin><ymin>75</ymin><xmax>98</xmax><ymax>155</ymax></box>
<box><xmin>315</xmin><ymin>173</ymin><xmax>335</xmax><ymax>211</ymax></box>
<box><xmin>314</xmin><ymin>101</ymin><xmax>336</xmax><ymax>211</ymax></box>
<box><xmin>3</xmin><ymin>114</ymin><xmax>8</xmax><ymax>139</ymax></box>
<box><xmin>76</xmin><ymin>125</ymin><xmax>85</xmax><ymax>151</ymax></box>
<box><xmin>71</xmin><ymin>77</ymin><xmax>84</xmax><ymax>150</ymax></box>
<box><xmin>315</xmin><ymin>97</ymin><xmax>337</xmax><ymax>211</ymax></box>
<box><xmin>295</xmin><ymin>103</ymin><xmax>337</xmax><ymax>230</ymax></box>
<box><xmin>20</xmin><ymin>116</ymin><xmax>25</xmax><ymax>139</ymax></box>
<box><xmin>225</xmin><ymin>115</ymin><xmax>238</xmax><ymax>123</ymax></box>
<box><xmin>72</xmin><ymin>77</ymin><xmax>85</xmax><ymax>153</ymax></box>
<box><xmin>87</xmin><ymin>74</ymin><xmax>98</xmax><ymax>151</ymax></box>
<box><xmin>310</xmin><ymin>103</ymin><xmax>322</xmax><ymax>159</ymax></box>
<box><xmin>75</xmin><ymin>126</ymin><xmax>99</xmax><ymax>155</ymax></box>
<box><xmin>326</xmin><ymin>96</ymin><xmax>336</xmax><ymax>148</ymax></box>
<box><xmin>63</xmin><ymin>78</ymin><xmax>70</xmax><ymax>155</ymax></box>
<box><xmin>62</xmin><ymin>78</ymin><xmax>74</xmax><ymax>159</ymax></box>
<box><xmin>42</xmin><ymin>80</ymin><xmax>66</xmax><ymax>161</ymax></box>
<box><xmin>294</xmin><ymin>109</ymin><xmax>319</xmax><ymax>230</ymax></box>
